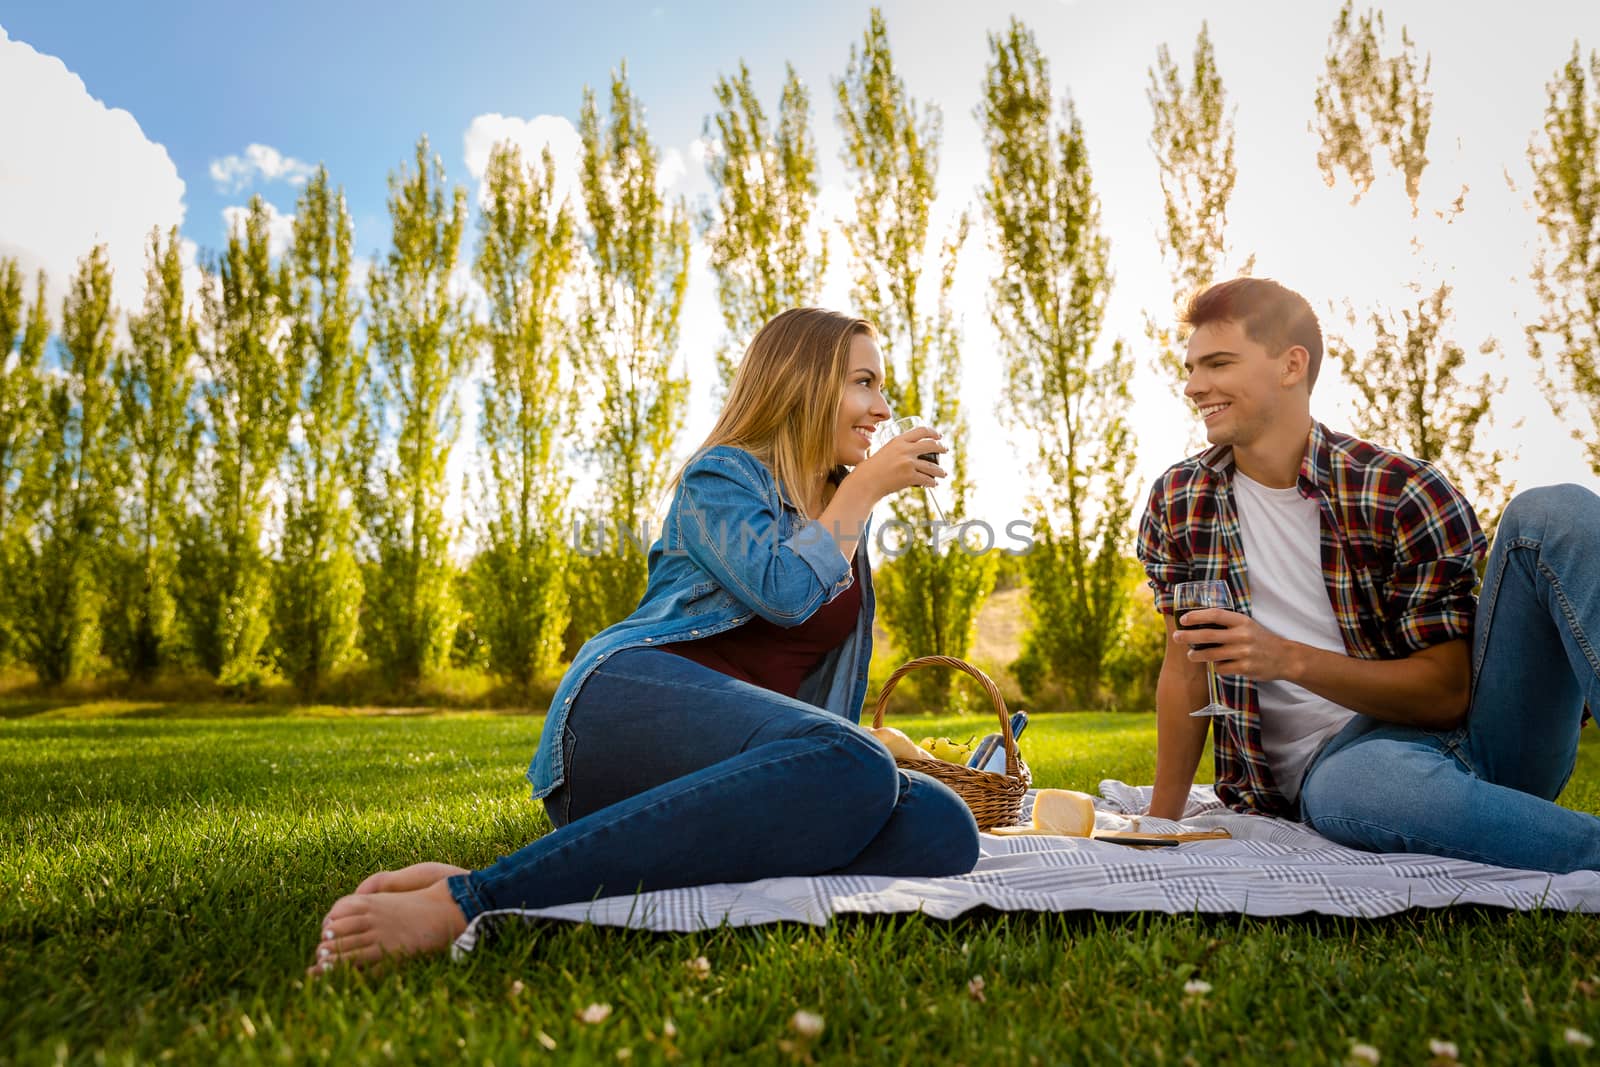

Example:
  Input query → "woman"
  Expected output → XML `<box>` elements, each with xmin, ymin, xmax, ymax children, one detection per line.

<box><xmin>310</xmin><ymin>308</ymin><xmax>980</xmax><ymax>972</ymax></box>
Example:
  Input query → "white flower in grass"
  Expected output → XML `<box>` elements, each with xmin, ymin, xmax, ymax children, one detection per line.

<box><xmin>509</xmin><ymin>979</ymin><xmax>524</xmax><ymax>996</ymax></box>
<box><xmin>663</xmin><ymin>1018</ymin><xmax>678</xmax><ymax>1039</ymax></box>
<box><xmin>789</xmin><ymin>1010</ymin><xmax>824</xmax><ymax>1039</ymax></box>
<box><xmin>536</xmin><ymin>1031</ymin><xmax>557</xmax><ymax>1050</ymax></box>
<box><xmin>685</xmin><ymin>956</ymin><xmax>712</xmax><ymax>980</ymax></box>
<box><xmin>1427</xmin><ymin>1038</ymin><xmax>1458</xmax><ymax>1060</ymax></box>
<box><xmin>615</xmin><ymin>1048</ymin><xmax>632</xmax><ymax>1061</ymax></box>
<box><xmin>1567</xmin><ymin>1028</ymin><xmax>1595</xmax><ymax>1049</ymax></box>
<box><xmin>968</xmin><ymin>975</ymin><xmax>987</xmax><ymax>1002</ymax></box>
<box><xmin>1183</xmin><ymin>979</ymin><xmax>1212</xmax><ymax>997</ymax></box>
<box><xmin>1349</xmin><ymin>1042</ymin><xmax>1381</xmax><ymax>1064</ymax></box>
<box><xmin>579</xmin><ymin>1003</ymin><xmax>613</xmax><ymax>1025</ymax></box>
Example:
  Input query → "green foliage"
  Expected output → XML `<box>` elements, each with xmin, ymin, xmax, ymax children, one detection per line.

<box><xmin>1099</xmin><ymin>558</ymin><xmax>1167</xmax><ymax>712</ymax></box>
<box><xmin>1313</xmin><ymin>0</ymin><xmax>1433</xmax><ymax>210</ymax></box>
<box><xmin>0</xmin><ymin>262</ymin><xmax>48</xmax><ymax>667</ymax></box>
<box><xmin>19</xmin><ymin>246</ymin><xmax>120</xmax><ymax>683</ymax></box>
<box><xmin>106</xmin><ymin>227</ymin><xmax>200</xmax><ymax>680</ymax></box>
<box><xmin>183</xmin><ymin>197</ymin><xmax>298</xmax><ymax>683</ymax></box>
<box><xmin>1527</xmin><ymin>43</ymin><xmax>1600</xmax><ymax>477</ymax></box>
<box><xmin>979</xmin><ymin>19</ymin><xmax>1138</xmax><ymax>708</ymax></box>
<box><xmin>836</xmin><ymin>8</ymin><xmax>994</xmax><ymax>704</ymax></box>
<box><xmin>1328</xmin><ymin>282</ymin><xmax>1511</xmax><ymax>530</ymax></box>
<box><xmin>1314</xmin><ymin>10</ymin><xmax>1510</xmax><ymax>530</ymax></box>
<box><xmin>275</xmin><ymin>169</ymin><xmax>366</xmax><ymax>696</ymax></box>
<box><xmin>702</xmin><ymin>62</ymin><xmax>827</xmax><ymax>394</ymax></box>
<box><xmin>469</xmin><ymin>142</ymin><xmax>575</xmax><ymax>689</ymax></box>
<box><xmin>569</xmin><ymin>68</ymin><xmax>691</xmax><ymax>644</ymax></box>
<box><xmin>1146</xmin><ymin>22</ymin><xmax>1247</xmax><ymax>417</ymax></box>
<box><xmin>358</xmin><ymin>138</ymin><xmax>473</xmax><ymax>684</ymax></box>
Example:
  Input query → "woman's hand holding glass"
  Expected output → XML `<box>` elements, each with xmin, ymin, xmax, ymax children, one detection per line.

<box><xmin>869</xmin><ymin>416</ymin><xmax>950</xmax><ymax>522</ymax></box>
<box><xmin>858</xmin><ymin>418</ymin><xmax>948</xmax><ymax>505</ymax></box>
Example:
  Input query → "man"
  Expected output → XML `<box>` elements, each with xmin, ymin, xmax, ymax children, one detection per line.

<box><xmin>1137</xmin><ymin>277</ymin><xmax>1600</xmax><ymax>874</ymax></box>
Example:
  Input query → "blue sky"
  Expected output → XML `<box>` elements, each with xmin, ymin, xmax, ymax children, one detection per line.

<box><xmin>2</xmin><ymin>0</ymin><xmax>846</xmax><ymax>256</ymax></box>
<box><xmin>4</xmin><ymin>0</ymin><xmax>1600</xmax><ymax>520</ymax></box>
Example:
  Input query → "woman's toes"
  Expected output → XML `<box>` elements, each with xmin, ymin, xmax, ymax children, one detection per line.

<box><xmin>324</xmin><ymin>913</ymin><xmax>372</xmax><ymax>943</ymax></box>
<box><xmin>306</xmin><ymin>882</ymin><xmax>467</xmax><ymax>975</ymax></box>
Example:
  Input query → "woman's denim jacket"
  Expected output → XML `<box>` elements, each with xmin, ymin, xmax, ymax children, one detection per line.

<box><xmin>527</xmin><ymin>445</ymin><xmax>876</xmax><ymax>799</ymax></box>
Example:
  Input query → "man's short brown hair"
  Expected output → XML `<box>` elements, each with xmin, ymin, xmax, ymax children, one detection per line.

<box><xmin>1182</xmin><ymin>278</ymin><xmax>1324</xmax><ymax>392</ymax></box>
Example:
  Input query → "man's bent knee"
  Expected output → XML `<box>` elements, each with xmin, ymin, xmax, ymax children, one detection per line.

<box><xmin>1501</xmin><ymin>483</ymin><xmax>1600</xmax><ymax>539</ymax></box>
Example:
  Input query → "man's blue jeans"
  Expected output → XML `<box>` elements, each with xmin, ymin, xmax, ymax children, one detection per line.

<box><xmin>447</xmin><ymin>648</ymin><xmax>980</xmax><ymax>919</ymax></box>
<box><xmin>1300</xmin><ymin>484</ymin><xmax>1600</xmax><ymax>873</ymax></box>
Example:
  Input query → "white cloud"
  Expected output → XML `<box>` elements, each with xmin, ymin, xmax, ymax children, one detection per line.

<box><xmin>462</xmin><ymin>112</ymin><xmax>584</xmax><ymax>212</ymax></box>
<box><xmin>0</xmin><ymin>23</ymin><xmax>186</xmax><ymax>318</ymax></box>
<box><xmin>657</xmin><ymin>146</ymin><xmax>686</xmax><ymax>193</ymax></box>
<box><xmin>208</xmin><ymin>143</ymin><xmax>316</xmax><ymax>193</ymax></box>
<box><xmin>221</xmin><ymin>201</ymin><xmax>295</xmax><ymax>259</ymax></box>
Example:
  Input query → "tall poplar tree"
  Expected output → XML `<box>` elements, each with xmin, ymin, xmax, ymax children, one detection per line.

<box><xmin>107</xmin><ymin>228</ymin><xmax>199</xmax><ymax>679</ymax></box>
<box><xmin>1326</xmin><ymin>283</ymin><xmax>1508</xmax><ymax>525</ymax></box>
<box><xmin>183</xmin><ymin>196</ymin><xmax>297</xmax><ymax>685</ymax></box>
<box><xmin>1147</xmin><ymin>23</ymin><xmax>1247</xmax><ymax>411</ymax></box>
<box><xmin>979</xmin><ymin>18</ymin><xmax>1137</xmax><ymax>707</ymax></box>
<box><xmin>702</xmin><ymin>62</ymin><xmax>827</xmax><ymax>393</ymax></box>
<box><xmin>0</xmin><ymin>262</ymin><xmax>49</xmax><ymax>666</ymax></box>
<box><xmin>470</xmin><ymin>141</ymin><xmax>575</xmax><ymax>688</ymax></box>
<box><xmin>276</xmin><ymin>168</ymin><xmax>366</xmax><ymax>694</ymax></box>
<box><xmin>1313</xmin><ymin>1</ymin><xmax>1432</xmax><ymax>211</ymax></box>
<box><xmin>1527</xmin><ymin>43</ymin><xmax>1600</xmax><ymax>476</ymax></box>
<box><xmin>1313</xmin><ymin>3</ymin><xmax>1510</xmax><ymax>527</ymax></box>
<box><xmin>358</xmin><ymin>137</ymin><xmax>472</xmax><ymax>683</ymax></box>
<box><xmin>569</xmin><ymin>69</ymin><xmax>691</xmax><ymax>640</ymax></box>
<box><xmin>22</xmin><ymin>246</ymin><xmax>120</xmax><ymax>683</ymax></box>
<box><xmin>836</xmin><ymin>7</ymin><xmax>992</xmax><ymax>705</ymax></box>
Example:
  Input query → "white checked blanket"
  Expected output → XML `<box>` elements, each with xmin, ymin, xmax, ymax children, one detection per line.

<box><xmin>451</xmin><ymin>781</ymin><xmax>1600</xmax><ymax>955</ymax></box>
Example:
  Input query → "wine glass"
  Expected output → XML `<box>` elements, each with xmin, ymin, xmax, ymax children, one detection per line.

<box><xmin>1173</xmin><ymin>579</ymin><xmax>1236</xmax><ymax>717</ymax></box>
<box><xmin>873</xmin><ymin>415</ymin><xmax>950</xmax><ymax>524</ymax></box>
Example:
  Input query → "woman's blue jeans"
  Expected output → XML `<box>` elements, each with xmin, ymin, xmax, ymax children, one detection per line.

<box><xmin>447</xmin><ymin>648</ymin><xmax>980</xmax><ymax>919</ymax></box>
<box><xmin>1299</xmin><ymin>484</ymin><xmax>1600</xmax><ymax>873</ymax></box>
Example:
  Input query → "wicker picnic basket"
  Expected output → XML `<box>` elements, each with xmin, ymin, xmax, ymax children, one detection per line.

<box><xmin>870</xmin><ymin>655</ymin><xmax>1030</xmax><ymax>831</ymax></box>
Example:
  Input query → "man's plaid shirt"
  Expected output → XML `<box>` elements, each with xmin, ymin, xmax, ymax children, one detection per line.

<box><xmin>1136</xmin><ymin>422</ymin><xmax>1487</xmax><ymax>818</ymax></box>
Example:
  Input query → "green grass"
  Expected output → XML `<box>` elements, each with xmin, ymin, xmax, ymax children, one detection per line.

<box><xmin>3</xmin><ymin>705</ymin><xmax>1599</xmax><ymax>1065</ymax></box>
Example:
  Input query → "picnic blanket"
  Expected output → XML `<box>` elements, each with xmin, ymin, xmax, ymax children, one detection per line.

<box><xmin>450</xmin><ymin>781</ymin><xmax>1600</xmax><ymax>956</ymax></box>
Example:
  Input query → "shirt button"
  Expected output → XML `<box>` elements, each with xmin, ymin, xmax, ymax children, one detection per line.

<box><xmin>643</xmin><ymin>637</ymin><xmax>653</xmax><ymax>643</ymax></box>
<box><xmin>690</xmin><ymin>629</ymin><xmax>700</xmax><ymax>635</ymax></box>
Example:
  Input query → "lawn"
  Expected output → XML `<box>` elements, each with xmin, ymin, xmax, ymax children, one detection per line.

<box><xmin>3</xmin><ymin>704</ymin><xmax>1599</xmax><ymax>1065</ymax></box>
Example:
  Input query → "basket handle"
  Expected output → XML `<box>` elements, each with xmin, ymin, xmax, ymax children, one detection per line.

<box><xmin>870</xmin><ymin>655</ymin><xmax>1019</xmax><ymax>778</ymax></box>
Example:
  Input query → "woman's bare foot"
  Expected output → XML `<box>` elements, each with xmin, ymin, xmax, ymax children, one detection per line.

<box><xmin>309</xmin><ymin>879</ymin><xmax>468</xmax><ymax>975</ymax></box>
<box><xmin>355</xmin><ymin>862</ymin><xmax>469</xmax><ymax>895</ymax></box>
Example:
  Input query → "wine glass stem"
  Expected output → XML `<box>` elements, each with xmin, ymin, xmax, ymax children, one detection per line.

<box><xmin>926</xmin><ymin>489</ymin><xmax>947</xmax><ymax>524</ymax></box>
<box><xmin>1205</xmin><ymin>663</ymin><xmax>1220</xmax><ymax>709</ymax></box>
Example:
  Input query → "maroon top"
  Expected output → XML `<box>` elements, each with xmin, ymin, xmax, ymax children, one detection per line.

<box><xmin>662</xmin><ymin>554</ymin><xmax>863</xmax><ymax>699</ymax></box>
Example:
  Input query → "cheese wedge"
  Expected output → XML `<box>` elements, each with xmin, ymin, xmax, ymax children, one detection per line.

<box><xmin>1030</xmin><ymin>789</ymin><xmax>1096</xmax><ymax>837</ymax></box>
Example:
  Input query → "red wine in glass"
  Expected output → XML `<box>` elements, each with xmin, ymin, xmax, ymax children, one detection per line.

<box><xmin>1172</xmin><ymin>579</ymin><xmax>1236</xmax><ymax>717</ymax></box>
<box><xmin>1177</xmin><ymin>620</ymin><xmax>1224</xmax><ymax>651</ymax></box>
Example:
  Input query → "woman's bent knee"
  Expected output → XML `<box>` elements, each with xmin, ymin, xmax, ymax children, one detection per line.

<box><xmin>811</xmin><ymin>721</ymin><xmax>901</xmax><ymax>817</ymax></box>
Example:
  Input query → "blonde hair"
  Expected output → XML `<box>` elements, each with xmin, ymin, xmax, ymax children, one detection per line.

<box><xmin>675</xmin><ymin>308</ymin><xmax>875</xmax><ymax>518</ymax></box>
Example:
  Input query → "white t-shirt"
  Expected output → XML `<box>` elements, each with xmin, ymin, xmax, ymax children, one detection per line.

<box><xmin>1231</xmin><ymin>471</ymin><xmax>1357</xmax><ymax>804</ymax></box>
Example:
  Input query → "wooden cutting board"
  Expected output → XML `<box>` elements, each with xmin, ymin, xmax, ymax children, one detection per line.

<box><xmin>988</xmin><ymin>826</ymin><xmax>1232</xmax><ymax>847</ymax></box>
